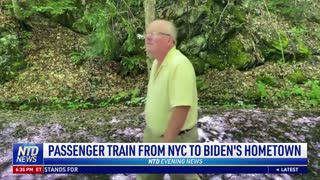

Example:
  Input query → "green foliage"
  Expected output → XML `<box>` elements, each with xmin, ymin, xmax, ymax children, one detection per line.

<box><xmin>66</xmin><ymin>98</ymin><xmax>94</xmax><ymax>110</ymax></box>
<box><xmin>0</xmin><ymin>102</ymin><xmax>10</xmax><ymax>109</ymax></box>
<box><xmin>267</xmin><ymin>0</ymin><xmax>313</xmax><ymax>22</ymax></box>
<box><xmin>29</xmin><ymin>0</ymin><xmax>76</xmax><ymax>16</ymax></box>
<box><xmin>263</xmin><ymin>32</ymin><xmax>289</xmax><ymax>62</ymax></box>
<box><xmin>126</xmin><ymin>88</ymin><xmax>145</xmax><ymax>106</ymax></box>
<box><xmin>257</xmin><ymin>81</ymin><xmax>267</xmax><ymax>100</ymax></box>
<box><xmin>7</xmin><ymin>0</ymin><xmax>76</xmax><ymax>19</ymax></box>
<box><xmin>190</xmin><ymin>56</ymin><xmax>207</xmax><ymax>75</ymax></box>
<box><xmin>0</xmin><ymin>32</ymin><xmax>27</xmax><ymax>84</ymax></box>
<box><xmin>305</xmin><ymin>80</ymin><xmax>320</xmax><ymax>105</ymax></box>
<box><xmin>276</xmin><ymin>80</ymin><xmax>320</xmax><ymax>107</ymax></box>
<box><xmin>271</xmin><ymin>33</ymin><xmax>289</xmax><ymax>52</ymax></box>
<box><xmin>244</xmin><ymin>82</ymin><xmax>268</xmax><ymax>102</ymax></box>
<box><xmin>288</xmin><ymin>70</ymin><xmax>307</xmax><ymax>84</ymax></box>
<box><xmin>73</xmin><ymin>2</ymin><xmax>118</xmax><ymax>60</ymax></box>
<box><xmin>0</xmin><ymin>87</ymin><xmax>146</xmax><ymax>110</ymax></box>
<box><xmin>206</xmin><ymin>53</ymin><xmax>226</xmax><ymax>70</ymax></box>
<box><xmin>120</xmin><ymin>55</ymin><xmax>146</xmax><ymax>76</ymax></box>
<box><xmin>106</xmin><ymin>88</ymin><xmax>145</xmax><ymax>106</ymax></box>
<box><xmin>70</xmin><ymin>51</ymin><xmax>86</xmax><ymax>65</ymax></box>
<box><xmin>73</xmin><ymin>0</ymin><xmax>142</xmax><ymax>66</ymax></box>
<box><xmin>288</xmin><ymin>26</ymin><xmax>311</xmax><ymax>61</ymax></box>
<box><xmin>196</xmin><ymin>77</ymin><xmax>209</xmax><ymax>92</ymax></box>
<box><xmin>256</xmin><ymin>74</ymin><xmax>278</xmax><ymax>87</ymax></box>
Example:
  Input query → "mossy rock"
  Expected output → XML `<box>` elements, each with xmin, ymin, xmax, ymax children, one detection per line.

<box><xmin>288</xmin><ymin>70</ymin><xmax>307</xmax><ymax>84</ymax></box>
<box><xmin>228</xmin><ymin>5</ymin><xmax>246</xmax><ymax>24</ymax></box>
<box><xmin>189</xmin><ymin>56</ymin><xmax>206</xmax><ymax>75</ymax></box>
<box><xmin>206</xmin><ymin>53</ymin><xmax>227</xmax><ymax>70</ymax></box>
<box><xmin>227</xmin><ymin>39</ymin><xmax>255</xmax><ymax>70</ymax></box>
<box><xmin>179</xmin><ymin>35</ymin><xmax>206</xmax><ymax>56</ymax></box>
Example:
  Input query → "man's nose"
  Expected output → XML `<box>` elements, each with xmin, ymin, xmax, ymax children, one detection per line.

<box><xmin>146</xmin><ymin>33</ymin><xmax>153</xmax><ymax>41</ymax></box>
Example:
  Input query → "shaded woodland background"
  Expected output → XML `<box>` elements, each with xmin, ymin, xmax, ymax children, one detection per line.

<box><xmin>0</xmin><ymin>0</ymin><xmax>320</xmax><ymax>110</ymax></box>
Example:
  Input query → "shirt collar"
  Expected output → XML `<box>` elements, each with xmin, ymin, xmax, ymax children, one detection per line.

<box><xmin>161</xmin><ymin>46</ymin><xmax>177</xmax><ymax>66</ymax></box>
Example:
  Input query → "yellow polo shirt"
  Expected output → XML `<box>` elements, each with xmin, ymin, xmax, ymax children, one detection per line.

<box><xmin>145</xmin><ymin>47</ymin><xmax>198</xmax><ymax>136</ymax></box>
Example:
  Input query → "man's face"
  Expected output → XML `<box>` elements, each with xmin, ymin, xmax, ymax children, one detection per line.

<box><xmin>145</xmin><ymin>22</ymin><xmax>172</xmax><ymax>58</ymax></box>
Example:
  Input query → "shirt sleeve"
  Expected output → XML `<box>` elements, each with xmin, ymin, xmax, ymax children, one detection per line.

<box><xmin>169</xmin><ymin>62</ymin><xmax>196</xmax><ymax>108</ymax></box>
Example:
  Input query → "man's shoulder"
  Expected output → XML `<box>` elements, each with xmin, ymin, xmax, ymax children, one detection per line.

<box><xmin>171</xmin><ymin>50</ymin><xmax>192</xmax><ymax>66</ymax></box>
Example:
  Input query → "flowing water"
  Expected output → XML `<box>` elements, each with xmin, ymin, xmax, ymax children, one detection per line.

<box><xmin>0</xmin><ymin>107</ymin><xmax>319</xmax><ymax>180</ymax></box>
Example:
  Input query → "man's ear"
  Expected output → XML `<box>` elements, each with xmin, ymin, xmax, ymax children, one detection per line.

<box><xmin>168</xmin><ymin>36</ymin><xmax>175</xmax><ymax>45</ymax></box>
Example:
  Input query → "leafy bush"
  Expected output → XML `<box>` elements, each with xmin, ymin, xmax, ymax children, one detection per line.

<box><xmin>120</xmin><ymin>55</ymin><xmax>146</xmax><ymax>76</ymax></box>
<box><xmin>244</xmin><ymin>81</ymin><xmax>268</xmax><ymax>102</ymax></box>
<box><xmin>196</xmin><ymin>77</ymin><xmax>209</xmax><ymax>92</ymax></box>
<box><xmin>288</xmin><ymin>70</ymin><xmax>307</xmax><ymax>84</ymax></box>
<box><xmin>9</xmin><ymin>0</ymin><xmax>76</xmax><ymax>19</ymax></box>
<box><xmin>276</xmin><ymin>80</ymin><xmax>320</xmax><ymax>107</ymax></box>
<box><xmin>257</xmin><ymin>81</ymin><xmax>267</xmax><ymax>100</ymax></box>
<box><xmin>0</xmin><ymin>32</ymin><xmax>27</xmax><ymax>84</ymax></box>
<box><xmin>256</xmin><ymin>74</ymin><xmax>278</xmax><ymax>87</ymax></box>
<box><xmin>73</xmin><ymin>1</ymin><xmax>142</xmax><ymax>62</ymax></box>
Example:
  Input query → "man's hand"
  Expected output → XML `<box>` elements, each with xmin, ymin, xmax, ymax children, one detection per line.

<box><xmin>162</xmin><ymin>106</ymin><xmax>190</xmax><ymax>143</ymax></box>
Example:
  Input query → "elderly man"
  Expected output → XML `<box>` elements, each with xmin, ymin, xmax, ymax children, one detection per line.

<box><xmin>138</xmin><ymin>20</ymin><xmax>200</xmax><ymax>180</ymax></box>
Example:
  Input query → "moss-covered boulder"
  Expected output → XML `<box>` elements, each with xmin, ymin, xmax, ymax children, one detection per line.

<box><xmin>179</xmin><ymin>35</ymin><xmax>206</xmax><ymax>56</ymax></box>
<box><xmin>205</xmin><ymin>53</ymin><xmax>227</xmax><ymax>70</ymax></box>
<box><xmin>227</xmin><ymin>39</ymin><xmax>255</xmax><ymax>70</ymax></box>
<box><xmin>189</xmin><ymin>56</ymin><xmax>206</xmax><ymax>75</ymax></box>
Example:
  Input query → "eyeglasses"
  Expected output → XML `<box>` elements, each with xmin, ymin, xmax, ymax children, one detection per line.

<box><xmin>145</xmin><ymin>32</ymin><xmax>171</xmax><ymax>37</ymax></box>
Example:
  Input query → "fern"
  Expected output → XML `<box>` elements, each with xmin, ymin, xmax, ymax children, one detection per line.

<box><xmin>73</xmin><ymin>1</ymin><xmax>141</xmax><ymax>62</ymax></box>
<box><xmin>257</xmin><ymin>81</ymin><xmax>267</xmax><ymax>100</ymax></box>
<box><xmin>9</xmin><ymin>0</ymin><xmax>76</xmax><ymax>19</ymax></box>
<box><xmin>267</xmin><ymin>0</ymin><xmax>312</xmax><ymax>22</ymax></box>
<box><xmin>30</xmin><ymin>0</ymin><xmax>76</xmax><ymax>16</ymax></box>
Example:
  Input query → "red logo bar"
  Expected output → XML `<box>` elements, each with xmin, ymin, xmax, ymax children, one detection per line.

<box><xmin>13</xmin><ymin>166</ymin><xmax>43</xmax><ymax>174</ymax></box>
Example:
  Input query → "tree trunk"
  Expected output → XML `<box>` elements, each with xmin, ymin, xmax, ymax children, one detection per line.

<box><xmin>144</xmin><ymin>0</ymin><xmax>156</xmax><ymax>75</ymax></box>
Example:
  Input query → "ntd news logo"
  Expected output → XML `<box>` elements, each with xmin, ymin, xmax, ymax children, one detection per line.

<box><xmin>12</xmin><ymin>144</ymin><xmax>43</xmax><ymax>165</ymax></box>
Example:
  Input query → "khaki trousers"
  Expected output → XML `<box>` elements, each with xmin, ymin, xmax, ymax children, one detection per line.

<box><xmin>136</xmin><ymin>126</ymin><xmax>201</xmax><ymax>180</ymax></box>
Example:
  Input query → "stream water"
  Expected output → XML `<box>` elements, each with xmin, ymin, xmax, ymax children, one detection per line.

<box><xmin>0</xmin><ymin>107</ymin><xmax>319</xmax><ymax>179</ymax></box>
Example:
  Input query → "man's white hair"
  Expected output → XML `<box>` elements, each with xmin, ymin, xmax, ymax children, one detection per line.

<box><xmin>167</xmin><ymin>21</ymin><xmax>177</xmax><ymax>44</ymax></box>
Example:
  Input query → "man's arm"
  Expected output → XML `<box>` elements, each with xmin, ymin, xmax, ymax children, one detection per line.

<box><xmin>162</xmin><ymin>106</ymin><xmax>190</xmax><ymax>143</ymax></box>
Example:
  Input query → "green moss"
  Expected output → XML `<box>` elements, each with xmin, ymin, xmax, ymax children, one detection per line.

<box><xmin>228</xmin><ymin>39</ymin><xmax>253</xmax><ymax>70</ymax></box>
<box><xmin>190</xmin><ymin>56</ymin><xmax>206</xmax><ymax>75</ymax></box>
<box><xmin>295</xmin><ymin>42</ymin><xmax>312</xmax><ymax>61</ymax></box>
<box><xmin>229</xmin><ymin>5</ymin><xmax>246</xmax><ymax>24</ymax></box>
<box><xmin>288</xmin><ymin>70</ymin><xmax>307</xmax><ymax>84</ymax></box>
<box><xmin>206</xmin><ymin>53</ymin><xmax>226</xmax><ymax>70</ymax></box>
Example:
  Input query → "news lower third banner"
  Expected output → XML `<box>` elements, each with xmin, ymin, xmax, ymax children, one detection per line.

<box><xmin>12</xmin><ymin>143</ymin><xmax>308</xmax><ymax>174</ymax></box>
